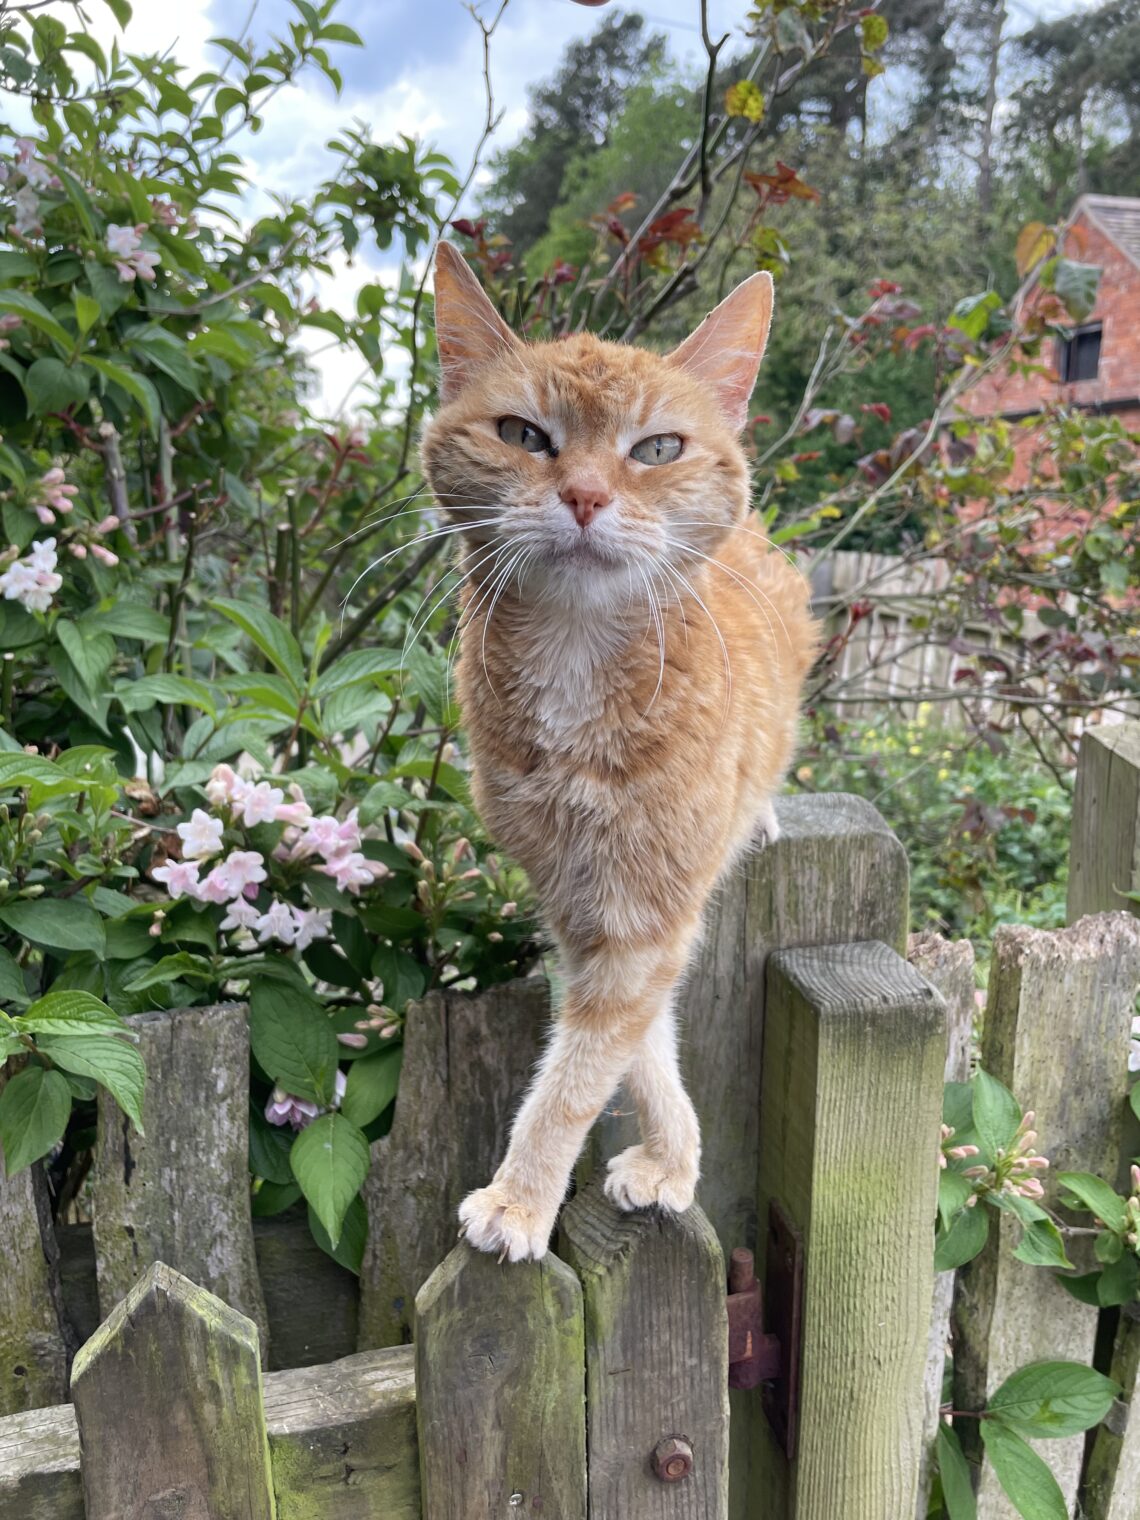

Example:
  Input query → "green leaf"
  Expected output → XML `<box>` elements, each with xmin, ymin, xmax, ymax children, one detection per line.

<box><xmin>36</xmin><ymin>1033</ymin><xmax>145</xmax><ymax>1130</ymax></box>
<box><xmin>403</xmin><ymin>643</ymin><xmax>448</xmax><ymax>723</ymax></box>
<box><xmin>939</xmin><ymin>1168</ymin><xmax>973</xmax><ymax>1228</ymax></box>
<box><xmin>121</xmin><ymin>953</ymin><xmax>213</xmax><ymax>992</ymax></box>
<box><xmin>937</xmin><ymin>1424</ymin><xmax>977</xmax><ymax>1520</ymax></box>
<box><xmin>101</xmin><ymin>0</ymin><xmax>132</xmax><ymax>28</ymax></box>
<box><xmin>392</xmin><ymin>758</ymin><xmax>470</xmax><ymax>805</ymax></box>
<box><xmin>972</xmin><ymin>1070</ymin><xmax>1021</xmax><ymax>1162</ymax></box>
<box><xmin>73</xmin><ymin>289</ymin><xmax>101</xmax><ymax>335</ymax></box>
<box><xmin>55</xmin><ymin>620</ymin><xmax>116</xmax><ymax>696</ymax></box>
<box><xmin>948</xmin><ymin>290</ymin><xmax>1002</xmax><ymax>342</ymax></box>
<box><xmin>249</xmin><ymin>980</ymin><xmax>338</xmax><ymax>1105</ymax></box>
<box><xmin>126</xmin><ymin>329</ymin><xmax>202</xmax><ymax>398</ymax></box>
<box><xmin>1097</xmin><ymin>1252</ymin><xmax>1140</xmax><ymax>1307</ymax></box>
<box><xmin>1095</xmin><ymin>1230</ymin><xmax>1123</xmax><ymax>1265</ymax></box>
<box><xmin>359</xmin><ymin>780</ymin><xmax>412</xmax><ymax>826</ymax></box>
<box><xmin>981</xmin><ymin>1422</ymin><xmax>1066</xmax><ymax>1519</ymax></box>
<box><xmin>249</xmin><ymin>1105</ymin><xmax>296</xmax><ymax>1185</ymax></box>
<box><xmin>82</xmin><ymin>603</ymin><xmax>169</xmax><ymax>642</ymax></box>
<box><xmin>1056</xmin><ymin>1271</ymin><xmax>1102</xmax><ymax>1306</ymax></box>
<box><xmin>15</xmin><ymin>989</ymin><xmax>124</xmax><ymax>1035</ymax></box>
<box><xmin>0</xmin><ymin>898</ymin><xmax>106</xmax><ymax>956</ymax></box>
<box><xmin>308</xmin><ymin>1193</ymin><xmax>367</xmax><ymax>1274</ymax></box>
<box><xmin>290</xmin><ymin>1112</ymin><xmax>369</xmax><ymax>1248</ymax></box>
<box><xmin>0</xmin><ymin>1065</ymin><xmax>71</xmax><ymax>1172</ymax></box>
<box><xmin>81</xmin><ymin>356</ymin><xmax>161</xmax><ymax>436</ymax></box>
<box><xmin>320</xmin><ymin>21</ymin><xmax>365</xmax><ymax>45</ymax></box>
<box><xmin>1053</xmin><ymin>260</ymin><xmax>1102</xmax><ymax>324</ymax></box>
<box><xmin>0</xmin><ymin>289</ymin><xmax>72</xmax><ymax>348</ymax></box>
<box><xmin>986</xmin><ymin>1361</ymin><xmax>1119</xmax><ymax>1440</ymax></box>
<box><xmin>0</xmin><ymin>250</ymin><xmax>37</xmax><ymax>282</ymax></box>
<box><xmin>934</xmin><ymin>1200</ymin><xmax>989</xmax><ymax>1271</ymax></box>
<box><xmin>210</xmin><ymin>599</ymin><xmax>305</xmax><ymax>692</ymax></box>
<box><xmin>340</xmin><ymin>1045</ymin><xmax>402</xmax><ymax>1128</ymax></box>
<box><xmin>251</xmin><ymin>1179</ymin><xmax>301</xmax><ymax>1217</ymax></box>
<box><xmin>116</xmin><ymin>673</ymin><xmax>216</xmax><ymax>717</ymax></box>
<box><xmin>0</xmin><ymin>945</ymin><xmax>29</xmax><ymax>1007</ymax></box>
<box><xmin>1011</xmin><ymin>1219</ymin><xmax>1074</xmax><ymax>1272</ymax></box>
<box><xmin>0</xmin><ymin>753</ymin><xmax>79</xmax><ymax>793</ymax></box>
<box><xmin>25</xmin><ymin>356</ymin><xmax>90</xmax><ymax>417</ymax></box>
<box><xmin>315</xmin><ymin>647</ymin><xmax>401</xmax><ymax>698</ymax></box>
<box><xmin>1056</xmin><ymin>1171</ymin><xmax>1127</xmax><ymax>1233</ymax></box>
<box><xmin>370</xmin><ymin>943</ymin><xmax>426</xmax><ymax>1010</ymax></box>
<box><xmin>1130</xmin><ymin>1081</ymin><xmax>1140</xmax><ymax>1122</ymax></box>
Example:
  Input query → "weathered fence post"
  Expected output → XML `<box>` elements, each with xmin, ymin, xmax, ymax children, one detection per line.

<box><xmin>70</xmin><ymin>1260</ymin><xmax>275</xmax><ymax>1520</ymax></box>
<box><xmin>751</xmin><ymin>941</ymin><xmax>946</xmax><ymax>1518</ymax></box>
<box><xmin>414</xmin><ymin>1242</ymin><xmax>585</xmax><ymax>1519</ymax></box>
<box><xmin>1067</xmin><ymin>721</ymin><xmax>1140</xmax><ymax>923</ymax></box>
<box><xmin>0</xmin><ymin>1149</ymin><xmax>69</xmax><ymax>1415</ymax></box>
<box><xmin>908</xmin><ymin>932</ymin><xmax>976</xmax><ymax>1519</ymax></box>
<box><xmin>953</xmin><ymin>913</ymin><xmax>1140</xmax><ymax>1517</ymax></box>
<box><xmin>560</xmin><ymin>1180</ymin><xmax>729</xmax><ymax>1518</ymax></box>
<box><xmin>359</xmin><ymin>980</ymin><xmax>551</xmax><ymax>1349</ymax></box>
<box><xmin>90</xmin><ymin>1003</ymin><xmax>269</xmax><ymax>1356</ymax></box>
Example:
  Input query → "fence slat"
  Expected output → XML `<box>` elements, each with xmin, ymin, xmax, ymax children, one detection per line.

<box><xmin>359</xmin><ymin>979</ymin><xmax>551</xmax><ymax>1349</ymax></box>
<box><xmin>953</xmin><ymin>913</ymin><xmax>1140</xmax><ymax>1518</ymax></box>
<box><xmin>752</xmin><ymin>941</ymin><xmax>945</xmax><ymax>1518</ymax></box>
<box><xmin>0</xmin><ymin>1403</ymin><xmax>81</xmax><ymax>1520</ymax></box>
<box><xmin>1067</xmin><ymin>722</ymin><xmax>1140</xmax><ymax>923</ymax></box>
<box><xmin>908</xmin><ymin>932</ymin><xmax>976</xmax><ymax>1519</ymax></box>
<box><xmin>70</xmin><ymin>1260</ymin><xmax>274</xmax><ymax>1520</ymax></box>
<box><xmin>0</xmin><ymin>1149</ymin><xmax>69</xmax><ymax>1415</ymax></box>
<box><xmin>560</xmin><ymin>1181</ymin><xmax>729</xmax><ymax>1519</ymax></box>
<box><xmin>90</xmin><ymin>1003</ymin><xmax>268</xmax><ymax>1357</ymax></box>
<box><xmin>1084</xmin><ymin>1302</ymin><xmax>1140</xmax><ymax>1519</ymax></box>
<box><xmin>414</xmin><ymin>1241</ymin><xmax>585</xmax><ymax>1520</ymax></box>
<box><xmin>266</xmin><ymin>1346</ymin><xmax>418</xmax><ymax>1518</ymax></box>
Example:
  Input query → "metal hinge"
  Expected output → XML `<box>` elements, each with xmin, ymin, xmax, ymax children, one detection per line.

<box><xmin>726</xmin><ymin>1200</ymin><xmax>803</xmax><ymax>1459</ymax></box>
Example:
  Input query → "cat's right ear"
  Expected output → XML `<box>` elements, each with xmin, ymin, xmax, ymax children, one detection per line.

<box><xmin>433</xmin><ymin>242</ymin><xmax>520</xmax><ymax>404</ymax></box>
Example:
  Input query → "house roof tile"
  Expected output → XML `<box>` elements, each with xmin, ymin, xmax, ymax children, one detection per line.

<box><xmin>1074</xmin><ymin>194</ymin><xmax>1140</xmax><ymax>269</ymax></box>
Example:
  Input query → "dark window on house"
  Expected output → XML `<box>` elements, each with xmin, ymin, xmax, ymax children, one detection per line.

<box><xmin>1058</xmin><ymin>323</ymin><xmax>1102</xmax><ymax>383</ymax></box>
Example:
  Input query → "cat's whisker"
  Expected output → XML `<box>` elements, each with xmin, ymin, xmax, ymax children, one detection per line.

<box><xmin>400</xmin><ymin>536</ymin><xmax>509</xmax><ymax>671</ymax></box>
<box><xmin>478</xmin><ymin>546</ymin><xmax>530</xmax><ymax>706</ymax></box>
<box><xmin>661</xmin><ymin>535</ymin><xmax>790</xmax><ymax>656</ymax></box>
<box><xmin>339</xmin><ymin>518</ymin><xmax>503</xmax><ymax>617</ymax></box>
<box><xmin>656</xmin><ymin>557</ymin><xmax>733</xmax><ymax>719</ymax></box>
<box><xmin>669</xmin><ymin>517</ymin><xmax>802</xmax><ymax>573</ymax></box>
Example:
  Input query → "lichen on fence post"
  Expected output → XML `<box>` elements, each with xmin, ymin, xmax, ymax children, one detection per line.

<box><xmin>952</xmin><ymin>913</ymin><xmax>1140</xmax><ymax>1518</ymax></box>
<box><xmin>560</xmin><ymin>1179</ymin><xmax>729</xmax><ymax>1519</ymax></box>
<box><xmin>414</xmin><ymin>1241</ymin><xmax>586</xmax><ymax>1520</ymax></box>
<box><xmin>0</xmin><ymin>1146</ymin><xmax>69</xmax><ymax>1416</ymax></box>
<box><xmin>90</xmin><ymin>1002</ymin><xmax>269</xmax><ymax>1360</ymax></box>
<box><xmin>752</xmin><ymin>940</ymin><xmax>946</xmax><ymax>1518</ymax></box>
<box><xmin>70</xmin><ymin>1260</ymin><xmax>275</xmax><ymax>1520</ymax></box>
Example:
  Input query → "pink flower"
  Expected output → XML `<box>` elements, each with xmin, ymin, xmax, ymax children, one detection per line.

<box><xmin>337</xmin><ymin>1031</ymin><xmax>368</xmax><ymax>1049</ymax></box>
<box><xmin>69</xmin><ymin>543</ymin><xmax>88</xmax><ymax>560</ymax></box>
<box><xmin>293</xmin><ymin>906</ymin><xmax>332</xmax><ymax>950</ymax></box>
<box><xmin>264</xmin><ymin>1087</ymin><xmax>320</xmax><ymax>1130</ymax></box>
<box><xmin>0</xmin><ymin>538</ymin><xmax>61</xmax><ymax>612</ymax></box>
<box><xmin>295</xmin><ymin>809</ymin><xmax>362</xmax><ymax>862</ymax></box>
<box><xmin>151</xmin><ymin>859</ymin><xmax>202</xmax><ymax>899</ymax></box>
<box><xmin>254</xmin><ymin>900</ymin><xmax>297</xmax><ymax>944</ymax></box>
<box><xmin>12</xmin><ymin>186</ymin><xmax>40</xmax><ymax>236</ymax></box>
<box><xmin>106</xmin><ymin>223</ymin><xmax>143</xmax><ymax>257</ymax></box>
<box><xmin>106</xmin><ymin>224</ymin><xmax>160</xmax><ymax>284</ymax></box>
<box><xmin>34</xmin><ymin>505</ymin><xmax>55</xmax><ymax>525</ymax></box>
<box><xmin>205</xmin><ymin>763</ymin><xmax>249</xmax><ymax>808</ymax></box>
<box><xmin>212</xmin><ymin>849</ymin><xmax>268</xmax><ymax>899</ymax></box>
<box><xmin>239</xmin><ymin>779</ymin><xmax>285</xmax><ymax>828</ymax></box>
<box><xmin>91</xmin><ymin>544</ymin><xmax>119</xmax><ymax>567</ymax></box>
<box><xmin>14</xmin><ymin>138</ymin><xmax>58</xmax><ymax>191</ymax></box>
<box><xmin>274</xmin><ymin>785</ymin><xmax>312</xmax><ymax>827</ymax></box>
<box><xmin>196</xmin><ymin>868</ymin><xmax>234</xmax><ymax>905</ymax></box>
<box><xmin>176</xmin><ymin>807</ymin><xmax>224</xmax><ymax>860</ymax></box>
<box><xmin>113</xmin><ymin>260</ymin><xmax>136</xmax><ymax>283</ymax></box>
<box><xmin>219</xmin><ymin>898</ymin><xmax>261</xmax><ymax>933</ymax></box>
<box><xmin>150</xmin><ymin>197</ymin><xmax>180</xmax><ymax>227</ymax></box>
<box><xmin>319</xmin><ymin>851</ymin><xmax>389</xmax><ymax>894</ymax></box>
<box><xmin>95</xmin><ymin>515</ymin><xmax>120</xmax><ymax>535</ymax></box>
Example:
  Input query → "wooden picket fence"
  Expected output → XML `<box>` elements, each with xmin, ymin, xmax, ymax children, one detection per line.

<box><xmin>2</xmin><ymin>724</ymin><xmax>1140</xmax><ymax>1518</ymax></box>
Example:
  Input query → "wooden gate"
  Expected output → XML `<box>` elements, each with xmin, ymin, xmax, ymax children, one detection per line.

<box><xmin>2</xmin><ymin>726</ymin><xmax>1139</xmax><ymax>1519</ymax></box>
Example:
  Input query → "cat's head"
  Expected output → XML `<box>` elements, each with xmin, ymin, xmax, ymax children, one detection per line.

<box><xmin>420</xmin><ymin>242</ymin><xmax>772</xmax><ymax>604</ymax></box>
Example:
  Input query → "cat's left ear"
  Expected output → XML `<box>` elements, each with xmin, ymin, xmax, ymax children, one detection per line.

<box><xmin>433</xmin><ymin>241</ymin><xmax>520</xmax><ymax>404</ymax></box>
<box><xmin>667</xmin><ymin>272</ymin><xmax>774</xmax><ymax>433</ymax></box>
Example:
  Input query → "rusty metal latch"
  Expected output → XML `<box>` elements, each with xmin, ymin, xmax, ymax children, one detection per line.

<box><xmin>726</xmin><ymin>1200</ymin><xmax>803</xmax><ymax>1460</ymax></box>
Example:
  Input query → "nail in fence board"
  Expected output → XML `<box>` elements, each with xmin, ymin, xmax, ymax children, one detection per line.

<box><xmin>414</xmin><ymin>1242</ymin><xmax>586</xmax><ymax>1520</ymax></box>
<box><xmin>0</xmin><ymin>1149</ymin><xmax>69</xmax><ymax>1415</ymax></box>
<box><xmin>0</xmin><ymin>1341</ymin><xmax>419</xmax><ymax>1520</ymax></box>
<box><xmin>70</xmin><ymin>1261</ymin><xmax>275</xmax><ymax>1520</ymax></box>
<box><xmin>90</xmin><ymin>1003</ymin><xmax>269</xmax><ymax>1358</ymax></box>
<box><xmin>358</xmin><ymin>979</ymin><xmax>551</xmax><ymax>1349</ymax></box>
<box><xmin>952</xmin><ymin>913</ymin><xmax>1140</xmax><ymax>1518</ymax></box>
<box><xmin>752</xmin><ymin>941</ymin><xmax>946</xmax><ymax>1518</ymax></box>
<box><xmin>560</xmin><ymin>1182</ymin><xmax>729</xmax><ymax>1519</ymax></box>
<box><xmin>907</xmin><ymin>931</ymin><xmax>976</xmax><ymax>1520</ymax></box>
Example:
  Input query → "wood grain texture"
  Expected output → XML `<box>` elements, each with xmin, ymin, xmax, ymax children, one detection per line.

<box><xmin>560</xmin><ymin>1181</ymin><xmax>729</xmax><ymax>1520</ymax></box>
<box><xmin>908</xmin><ymin>932</ymin><xmax>976</xmax><ymax>1520</ymax></box>
<box><xmin>267</xmin><ymin>1345</ymin><xmax>418</xmax><ymax>1519</ymax></box>
<box><xmin>1</xmin><ymin>1341</ymin><xmax>419</xmax><ymax>1520</ymax></box>
<box><xmin>1067</xmin><ymin>721</ymin><xmax>1140</xmax><ymax>923</ymax></box>
<box><xmin>90</xmin><ymin>1003</ymin><xmax>269</xmax><ymax>1358</ymax></box>
<box><xmin>70</xmin><ymin>1261</ymin><xmax>275</xmax><ymax>1520</ymax></box>
<box><xmin>0</xmin><ymin>1150</ymin><xmax>69</xmax><ymax>1415</ymax></box>
<box><xmin>358</xmin><ymin>979</ymin><xmax>551</xmax><ymax>1349</ymax></box>
<box><xmin>752</xmin><ymin>941</ymin><xmax>946</xmax><ymax>1519</ymax></box>
<box><xmin>414</xmin><ymin>1241</ymin><xmax>585</xmax><ymax>1520</ymax></box>
<box><xmin>953</xmin><ymin>913</ymin><xmax>1140</xmax><ymax>1518</ymax></box>
<box><xmin>1084</xmin><ymin>1302</ymin><xmax>1140</xmax><ymax>1520</ymax></box>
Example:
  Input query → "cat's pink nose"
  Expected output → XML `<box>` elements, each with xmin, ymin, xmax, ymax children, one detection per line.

<box><xmin>560</xmin><ymin>480</ymin><xmax>612</xmax><ymax>528</ymax></box>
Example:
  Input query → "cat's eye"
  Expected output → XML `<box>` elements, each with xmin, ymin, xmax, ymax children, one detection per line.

<box><xmin>630</xmin><ymin>433</ymin><xmax>683</xmax><ymax>465</ymax></box>
<box><xmin>498</xmin><ymin>416</ymin><xmax>553</xmax><ymax>454</ymax></box>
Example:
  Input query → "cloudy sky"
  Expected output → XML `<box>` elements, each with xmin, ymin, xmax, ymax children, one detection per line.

<box><xmin>75</xmin><ymin>0</ymin><xmax>1090</xmax><ymax>413</ymax></box>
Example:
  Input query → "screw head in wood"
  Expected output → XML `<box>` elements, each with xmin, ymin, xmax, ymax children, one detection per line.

<box><xmin>652</xmin><ymin>1436</ymin><xmax>694</xmax><ymax>1482</ymax></box>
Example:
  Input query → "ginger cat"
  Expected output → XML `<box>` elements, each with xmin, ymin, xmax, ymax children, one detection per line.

<box><xmin>420</xmin><ymin>243</ymin><xmax>816</xmax><ymax>1261</ymax></box>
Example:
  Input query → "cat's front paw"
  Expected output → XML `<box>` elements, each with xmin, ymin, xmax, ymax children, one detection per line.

<box><xmin>754</xmin><ymin>798</ymin><xmax>780</xmax><ymax>846</ymax></box>
<box><xmin>457</xmin><ymin>1182</ymin><xmax>557</xmax><ymax>1262</ymax></box>
<box><xmin>604</xmin><ymin>1144</ymin><xmax>698</xmax><ymax>1214</ymax></box>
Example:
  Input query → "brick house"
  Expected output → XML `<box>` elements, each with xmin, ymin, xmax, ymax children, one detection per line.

<box><xmin>963</xmin><ymin>194</ymin><xmax>1140</xmax><ymax>427</ymax></box>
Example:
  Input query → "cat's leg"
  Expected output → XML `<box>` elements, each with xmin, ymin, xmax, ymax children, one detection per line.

<box><xmin>604</xmin><ymin>998</ymin><xmax>701</xmax><ymax>1213</ymax></box>
<box><xmin>458</xmin><ymin>934</ymin><xmax>694</xmax><ymax>1261</ymax></box>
